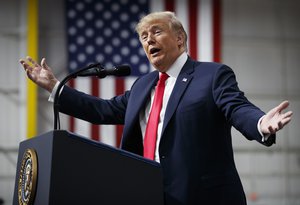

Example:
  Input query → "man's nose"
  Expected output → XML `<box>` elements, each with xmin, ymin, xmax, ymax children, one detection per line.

<box><xmin>147</xmin><ymin>34</ymin><xmax>155</xmax><ymax>45</ymax></box>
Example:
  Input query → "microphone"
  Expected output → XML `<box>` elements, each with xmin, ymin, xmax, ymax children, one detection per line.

<box><xmin>77</xmin><ymin>64</ymin><xmax>131</xmax><ymax>78</ymax></box>
<box><xmin>53</xmin><ymin>63</ymin><xmax>131</xmax><ymax>130</ymax></box>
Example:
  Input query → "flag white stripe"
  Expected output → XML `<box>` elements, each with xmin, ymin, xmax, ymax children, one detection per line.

<box><xmin>100</xmin><ymin>77</ymin><xmax>116</xmax><ymax>146</ymax></box>
<box><xmin>198</xmin><ymin>0</ymin><xmax>213</xmax><ymax>61</ymax></box>
<box><xmin>175</xmin><ymin>0</ymin><xmax>189</xmax><ymax>53</ymax></box>
<box><xmin>101</xmin><ymin>125</ymin><xmax>116</xmax><ymax>146</ymax></box>
<box><xmin>125</xmin><ymin>77</ymin><xmax>138</xmax><ymax>91</ymax></box>
<box><xmin>74</xmin><ymin>78</ymin><xmax>91</xmax><ymax>138</ymax></box>
<box><xmin>100</xmin><ymin>77</ymin><xmax>115</xmax><ymax>99</ymax></box>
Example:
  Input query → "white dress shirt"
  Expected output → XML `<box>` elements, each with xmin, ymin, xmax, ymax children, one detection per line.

<box><xmin>139</xmin><ymin>52</ymin><xmax>188</xmax><ymax>162</ymax></box>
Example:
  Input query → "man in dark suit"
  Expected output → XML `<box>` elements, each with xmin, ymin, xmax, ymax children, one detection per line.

<box><xmin>20</xmin><ymin>11</ymin><xmax>292</xmax><ymax>205</ymax></box>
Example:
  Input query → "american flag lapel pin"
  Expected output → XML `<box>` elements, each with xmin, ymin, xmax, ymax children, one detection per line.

<box><xmin>182</xmin><ymin>78</ymin><xmax>188</xmax><ymax>82</ymax></box>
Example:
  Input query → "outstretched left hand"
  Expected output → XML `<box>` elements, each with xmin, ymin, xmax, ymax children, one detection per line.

<box><xmin>260</xmin><ymin>101</ymin><xmax>293</xmax><ymax>135</ymax></box>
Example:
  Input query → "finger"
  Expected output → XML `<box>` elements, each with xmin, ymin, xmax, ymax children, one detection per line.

<box><xmin>267</xmin><ymin>101</ymin><xmax>289</xmax><ymax>116</ymax></box>
<box><xmin>26</xmin><ymin>56</ymin><xmax>39</xmax><ymax>67</ymax></box>
<box><xmin>41</xmin><ymin>58</ymin><xmax>50</xmax><ymax>71</ymax></box>
<box><xmin>283</xmin><ymin>111</ymin><xmax>293</xmax><ymax>118</ymax></box>
<box><xmin>20</xmin><ymin>60</ymin><xmax>33</xmax><ymax>72</ymax></box>
<box><xmin>268</xmin><ymin>126</ymin><xmax>275</xmax><ymax>134</ymax></box>
<box><xmin>280</xmin><ymin>117</ymin><xmax>292</xmax><ymax>127</ymax></box>
<box><xmin>275</xmin><ymin>101</ymin><xmax>290</xmax><ymax>113</ymax></box>
<box><xmin>19</xmin><ymin>59</ymin><xmax>25</xmax><ymax>64</ymax></box>
<box><xmin>278</xmin><ymin>121</ymin><xmax>283</xmax><ymax>130</ymax></box>
<box><xmin>19</xmin><ymin>59</ymin><xmax>26</xmax><ymax>68</ymax></box>
<box><xmin>25</xmin><ymin>68</ymin><xmax>36</xmax><ymax>81</ymax></box>
<box><xmin>19</xmin><ymin>59</ymin><xmax>27</xmax><ymax>67</ymax></box>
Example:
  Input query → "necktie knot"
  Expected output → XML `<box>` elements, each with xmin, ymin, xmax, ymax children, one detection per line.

<box><xmin>158</xmin><ymin>72</ymin><xmax>169</xmax><ymax>85</ymax></box>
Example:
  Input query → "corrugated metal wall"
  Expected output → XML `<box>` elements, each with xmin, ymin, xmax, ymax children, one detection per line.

<box><xmin>223</xmin><ymin>0</ymin><xmax>300</xmax><ymax>204</ymax></box>
<box><xmin>0</xmin><ymin>0</ymin><xmax>27</xmax><ymax>204</ymax></box>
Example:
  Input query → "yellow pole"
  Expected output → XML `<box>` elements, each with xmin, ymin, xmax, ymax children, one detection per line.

<box><xmin>26</xmin><ymin>0</ymin><xmax>38</xmax><ymax>138</ymax></box>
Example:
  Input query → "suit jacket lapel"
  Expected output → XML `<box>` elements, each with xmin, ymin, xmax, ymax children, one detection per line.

<box><xmin>161</xmin><ymin>58</ymin><xmax>195</xmax><ymax>136</ymax></box>
<box><xmin>123</xmin><ymin>58</ymin><xmax>195</xmax><ymax>152</ymax></box>
<box><xmin>122</xmin><ymin>71</ymin><xmax>159</xmax><ymax>140</ymax></box>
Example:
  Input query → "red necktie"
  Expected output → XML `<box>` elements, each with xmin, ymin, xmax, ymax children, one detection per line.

<box><xmin>144</xmin><ymin>73</ymin><xmax>169</xmax><ymax>160</ymax></box>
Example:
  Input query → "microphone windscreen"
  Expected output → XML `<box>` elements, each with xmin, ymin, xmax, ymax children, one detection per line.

<box><xmin>115</xmin><ymin>65</ymin><xmax>131</xmax><ymax>76</ymax></box>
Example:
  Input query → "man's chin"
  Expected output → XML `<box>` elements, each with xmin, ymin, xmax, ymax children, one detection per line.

<box><xmin>150</xmin><ymin>58</ymin><xmax>163</xmax><ymax>69</ymax></box>
<box><xmin>153</xmin><ymin>65</ymin><xmax>168</xmax><ymax>73</ymax></box>
<box><xmin>151</xmin><ymin>62</ymin><xmax>163</xmax><ymax>71</ymax></box>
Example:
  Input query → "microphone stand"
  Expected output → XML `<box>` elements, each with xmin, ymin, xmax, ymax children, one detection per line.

<box><xmin>53</xmin><ymin>63</ymin><xmax>104</xmax><ymax>130</ymax></box>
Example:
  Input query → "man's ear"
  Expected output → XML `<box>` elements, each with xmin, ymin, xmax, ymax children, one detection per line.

<box><xmin>177</xmin><ymin>32</ymin><xmax>184</xmax><ymax>48</ymax></box>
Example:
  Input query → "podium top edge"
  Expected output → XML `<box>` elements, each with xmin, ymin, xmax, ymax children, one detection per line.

<box><xmin>52</xmin><ymin>130</ymin><xmax>161</xmax><ymax>168</ymax></box>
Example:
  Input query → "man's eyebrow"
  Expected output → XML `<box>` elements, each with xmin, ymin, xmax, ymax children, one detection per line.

<box><xmin>141</xmin><ymin>24</ymin><xmax>163</xmax><ymax>32</ymax></box>
<box><xmin>150</xmin><ymin>25</ymin><xmax>163</xmax><ymax>30</ymax></box>
<box><xmin>139</xmin><ymin>24</ymin><xmax>165</xmax><ymax>36</ymax></box>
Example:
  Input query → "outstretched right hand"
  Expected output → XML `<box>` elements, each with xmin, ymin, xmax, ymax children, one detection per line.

<box><xmin>20</xmin><ymin>56</ymin><xmax>58</xmax><ymax>93</ymax></box>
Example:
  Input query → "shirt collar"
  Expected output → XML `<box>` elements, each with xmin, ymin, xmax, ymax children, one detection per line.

<box><xmin>164</xmin><ymin>52</ymin><xmax>188</xmax><ymax>79</ymax></box>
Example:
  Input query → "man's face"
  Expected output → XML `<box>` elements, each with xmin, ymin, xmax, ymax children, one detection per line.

<box><xmin>139</xmin><ymin>19</ymin><xmax>184</xmax><ymax>72</ymax></box>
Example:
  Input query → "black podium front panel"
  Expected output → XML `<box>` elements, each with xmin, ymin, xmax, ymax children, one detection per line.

<box><xmin>13</xmin><ymin>130</ymin><xmax>164</xmax><ymax>205</ymax></box>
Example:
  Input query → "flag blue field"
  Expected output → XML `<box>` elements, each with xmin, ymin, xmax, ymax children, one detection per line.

<box><xmin>66</xmin><ymin>0</ymin><xmax>150</xmax><ymax>76</ymax></box>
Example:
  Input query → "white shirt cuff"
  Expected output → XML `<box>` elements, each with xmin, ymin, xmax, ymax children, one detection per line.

<box><xmin>48</xmin><ymin>81</ymin><xmax>62</xmax><ymax>102</ymax></box>
<box><xmin>257</xmin><ymin>115</ymin><xmax>270</xmax><ymax>142</ymax></box>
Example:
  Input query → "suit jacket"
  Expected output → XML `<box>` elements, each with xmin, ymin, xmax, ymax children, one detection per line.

<box><xmin>59</xmin><ymin>58</ymin><xmax>275</xmax><ymax>205</ymax></box>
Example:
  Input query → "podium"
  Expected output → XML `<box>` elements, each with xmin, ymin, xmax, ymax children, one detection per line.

<box><xmin>13</xmin><ymin>130</ymin><xmax>164</xmax><ymax>205</ymax></box>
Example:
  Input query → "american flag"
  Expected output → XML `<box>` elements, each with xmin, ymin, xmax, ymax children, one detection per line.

<box><xmin>65</xmin><ymin>0</ymin><xmax>221</xmax><ymax>147</ymax></box>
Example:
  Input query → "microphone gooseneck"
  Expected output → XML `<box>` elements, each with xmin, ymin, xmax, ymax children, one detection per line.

<box><xmin>77</xmin><ymin>64</ymin><xmax>131</xmax><ymax>78</ymax></box>
<box><xmin>53</xmin><ymin>63</ymin><xmax>131</xmax><ymax>130</ymax></box>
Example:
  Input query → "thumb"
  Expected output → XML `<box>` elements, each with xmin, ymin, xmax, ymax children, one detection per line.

<box><xmin>41</xmin><ymin>58</ymin><xmax>51</xmax><ymax>71</ymax></box>
<box><xmin>265</xmin><ymin>100</ymin><xmax>289</xmax><ymax>120</ymax></box>
<box><xmin>275</xmin><ymin>100</ymin><xmax>289</xmax><ymax>113</ymax></box>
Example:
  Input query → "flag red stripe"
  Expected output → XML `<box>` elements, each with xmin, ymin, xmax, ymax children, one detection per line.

<box><xmin>91</xmin><ymin>78</ymin><xmax>100</xmax><ymax>141</ymax></box>
<box><xmin>213</xmin><ymin>0</ymin><xmax>221</xmax><ymax>62</ymax></box>
<box><xmin>165</xmin><ymin>0</ymin><xmax>175</xmax><ymax>12</ymax></box>
<box><xmin>188</xmin><ymin>0</ymin><xmax>198</xmax><ymax>59</ymax></box>
<box><xmin>115</xmin><ymin>78</ymin><xmax>125</xmax><ymax>147</ymax></box>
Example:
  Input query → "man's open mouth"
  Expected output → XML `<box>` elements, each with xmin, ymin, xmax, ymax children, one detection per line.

<box><xmin>150</xmin><ymin>48</ymin><xmax>161</xmax><ymax>55</ymax></box>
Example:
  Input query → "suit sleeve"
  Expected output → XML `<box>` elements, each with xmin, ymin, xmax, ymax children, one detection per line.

<box><xmin>212</xmin><ymin>65</ymin><xmax>275</xmax><ymax>146</ymax></box>
<box><xmin>57</xmin><ymin>86</ymin><xmax>129</xmax><ymax>125</ymax></box>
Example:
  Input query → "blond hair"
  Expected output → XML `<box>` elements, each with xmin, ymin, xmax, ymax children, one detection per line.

<box><xmin>135</xmin><ymin>11</ymin><xmax>188</xmax><ymax>51</ymax></box>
